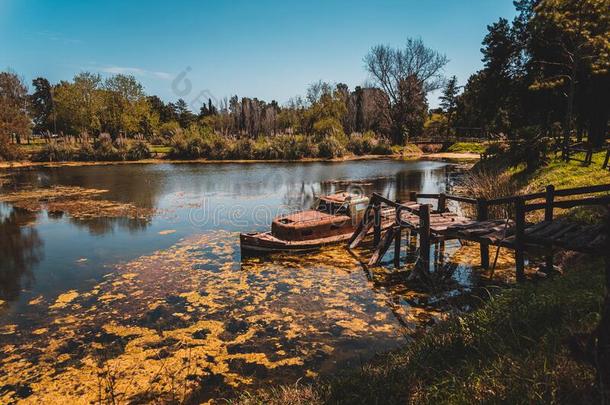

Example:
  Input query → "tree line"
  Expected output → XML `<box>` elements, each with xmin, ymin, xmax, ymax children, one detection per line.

<box><xmin>454</xmin><ymin>0</ymin><xmax>609</xmax><ymax>147</ymax></box>
<box><xmin>1</xmin><ymin>0</ymin><xmax>608</xmax><ymax>161</ymax></box>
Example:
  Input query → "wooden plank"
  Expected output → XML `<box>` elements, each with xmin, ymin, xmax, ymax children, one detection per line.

<box><xmin>349</xmin><ymin>219</ymin><xmax>374</xmax><ymax>249</ymax></box>
<box><xmin>368</xmin><ymin>227</ymin><xmax>396</xmax><ymax>266</ymax></box>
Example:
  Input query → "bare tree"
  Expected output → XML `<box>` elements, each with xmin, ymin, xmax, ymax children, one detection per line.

<box><xmin>364</xmin><ymin>38</ymin><xmax>447</xmax><ymax>143</ymax></box>
<box><xmin>365</xmin><ymin>38</ymin><xmax>449</xmax><ymax>100</ymax></box>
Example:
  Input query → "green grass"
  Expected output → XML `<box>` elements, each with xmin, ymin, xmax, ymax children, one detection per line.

<box><xmin>238</xmin><ymin>259</ymin><xmax>604</xmax><ymax>404</ymax></box>
<box><xmin>16</xmin><ymin>143</ymin><xmax>45</xmax><ymax>152</ymax></box>
<box><xmin>446</xmin><ymin>142</ymin><xmax>488</xmax><ymax>154</ymax></box>
<box><xmin>525</xmin><ymin>152</ymin><xmax>610</xmax><ymax>191</ymax></box>
<box><xmin>149</xmin><ymin>145</ymin><xmax>171</xmax><ymax>154</ymax></box>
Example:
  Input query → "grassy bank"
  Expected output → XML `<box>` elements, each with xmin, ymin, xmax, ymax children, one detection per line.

<box><xmin>446</xmin><ymin>141</ymin><xmax>488</xmax><ymax>154</ymax></box>
<box><xmin>237</xmin><ymin>153</ymin><xmax>609</xmax><ymax>404</ymax></box>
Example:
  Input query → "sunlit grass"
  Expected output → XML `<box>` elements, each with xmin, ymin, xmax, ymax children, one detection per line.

<box><xmin>446</xmin><ymin>141</ymin><xmax>488</xmax><ymax>154</ymax></box>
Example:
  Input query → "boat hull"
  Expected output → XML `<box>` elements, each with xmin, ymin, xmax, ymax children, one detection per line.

<box><xmin>240</xmin><ymin>219</ymin><xmax>394</xmax><ymax>254</ymax></box>
<box><xmin>240</xmin><ymin>231</ymin><xmax>353</xmax><ymax>254</ymax></box>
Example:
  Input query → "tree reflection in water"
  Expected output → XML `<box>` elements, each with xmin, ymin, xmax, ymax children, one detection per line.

<box><xmin>0</xmin><ymin>204</ymin><xmax>43</xmax><ymax>303</ymax></box>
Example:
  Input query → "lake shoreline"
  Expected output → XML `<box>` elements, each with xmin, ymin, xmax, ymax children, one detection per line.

<box><xmin>0</xmin><ymin>152</ymin><xmax>479</xmax><ymax>170</ymax></box>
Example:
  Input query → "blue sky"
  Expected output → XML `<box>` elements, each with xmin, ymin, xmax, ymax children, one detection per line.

<box><xmin>0</xmin><ymin>0</ymin><xmax>516</xmax><ymax>108</ymax></box>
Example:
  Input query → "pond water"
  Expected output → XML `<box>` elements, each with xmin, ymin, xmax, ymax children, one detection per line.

<box><xmin>0</xmin><ymin>159</ymin><xmax>491</xmax><ymax>403</ymax></box>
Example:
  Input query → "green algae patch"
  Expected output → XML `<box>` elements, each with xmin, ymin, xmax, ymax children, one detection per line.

<box><xmin>0</xmin><ymin>186</ymin><xmax>156</xmax><ymax>219</ymax></box>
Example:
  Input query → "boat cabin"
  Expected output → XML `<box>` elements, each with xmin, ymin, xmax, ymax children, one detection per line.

<box><xmin>271</xmin><ymin>192</ymin><xmax>369</xmax><ymax>241</ymax></box>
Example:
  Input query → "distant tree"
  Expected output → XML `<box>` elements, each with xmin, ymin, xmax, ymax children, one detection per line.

<box><xmin>174</xmin><ymin>99</ymin><xmax>197</xmax><ymax>128</ymax></box>
<box><xmin>0</xmin><ymin>72</ymin><xmax>30</xmax><ymax>157</ymax></box>
<box><xmin>30</xmin><ymin>77</ymin><xmax>55</xmax><ymax>134</ymax></box>
<box><xmin>53</xmin><ymin>72</ymin><xmax>103</xmax><ymax>136</ymax></box>
<box><xmin>364</xmin><ymin>38</ymin><xmax>448</xmax><ymax>143</ymax></box>
<box><xmin>199</xmin><ymin>98</ymin><xmax>218</xmax><ymax>118</ymax></box>
<box><xmin>439</xmin><ymin>75</ymin><xmax>460</xmax><ymax>134</ymax></box>
<box><xmin>101</xmin><ymin>74</ymin><xmax>148</xmax><ymax>138</ymax></box>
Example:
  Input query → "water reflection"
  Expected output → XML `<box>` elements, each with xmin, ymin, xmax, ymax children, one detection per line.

<box><xmin>0</xmin><ymin>204</ymin><xmax>42</xmax><ymax>303</ymax></box>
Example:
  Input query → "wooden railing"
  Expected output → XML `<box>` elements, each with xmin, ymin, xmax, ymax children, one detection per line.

<box><xmin>409</xmin><ymin>183</ymin><xmax>610</xmax><ymax>280</ymax></box>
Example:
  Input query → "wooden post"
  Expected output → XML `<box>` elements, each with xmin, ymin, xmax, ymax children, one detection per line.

<box><xmin>544</xmin><ymin>185</ymin><xmax>555</xmax><ymax>273</ymax></box>
<box><xmin>439</xmin><ymin>240</ymin><xmax>446</xmax><ymax>266</ymax></box>
<box><xmin>393</xmin><ymin>226</ymin><xmax>401</xmax><ymax>268</ymax></box>
<box><xmin>407</xmin><ymin>229</ymin><xmax>417</xmax><ymax>263</ymax></box>
<box><xmin>419</xmin><ymin>204</ymin><xmax>431</xmax><ymax>273</ymax></box>
<box><xmin>515</xmin><ymin>197</ymin><xmax>526</xmax><ymax>282</ymax></box>
<box><xmin>477</xmin><ymin>198</ymin><xmax>489</xmax><ymax>269</ymax></box>
<box><xmin>603</xmin><ymin>149</ymin><xmax>610</xmax><ymax>169</ymax></box>
<box><xmin>373</xmin><ymin>204</ymin><xmax>381</xmax><ymax>246</ymax></box>
<box><xmin>438</xmin><ymin>193</ymin><xmax>447</xmax><ymax>213</ymax></box>
<box><xmin>409</xmin><ymin>191</ymin><xmax>417</xmax><ymax>202</ymax></box>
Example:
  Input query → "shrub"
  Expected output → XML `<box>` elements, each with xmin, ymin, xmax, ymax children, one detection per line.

<box><xmin>347</xmin><ymin>132</ymin><xmax>375</xmax><ymax>155</ymax></box>
<box><xmin>0</xmin><ymin>138</ymin><xmax>23</xmax><ymax>161</ymax></box>
<box><xmin>318</xmin><ymin>135</ymin><xmax>346</xmax><ymax>158</ymax></box>
<box><xmin>159</xmin><ymin>121</ymin><xmax>182</xmax><ymax>140</ymax></box>
<box><xmin>230</xmin><ymin>138</ymin><xmax>256</xmax><ymax>159</ymax></box>
<box><xmin>507</xmin><ymin>128</ymin><xmax>550</xmax><ymax>173</ymax></box>
<box><xmin>93</xmin><ymin>134</ymin><xmax>125</xmax><ymax>161</ymax></box>
<box><xmin>371</xmin><ymin>138</ymin><xmax>393</xmax><ymax>155</ymax></box>
<box><xmin>127</xmin><ymin>141</ymin><xmax>151</xmax><ymax>161</ymax></box>
<box><xmin>207</xmin><ymin>136</ymin><xmax>231</xmax><ymax>160</ymax></box>
<box><xmin>313</xmin><ymin>118</ymin><xmax>347</xmax><ymax>144</ymax></box>
<box><xmin>460</xmin><ymin>168</ymin><xmax>520</xmax><ymax>219</ymax></box>
<box><xmin>75</xmin><ymin>142</ymin><xmax>95</xmax><ymax>161</ymax></box>
<box><xmin>34</xmin><ymin>141</ymin><xmax>75</xmax><ymax>162</ymax></box>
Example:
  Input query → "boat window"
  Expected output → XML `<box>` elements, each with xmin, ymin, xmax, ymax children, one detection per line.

<box><xmin>279</xmin><ymin>218</ymin><xmax>292</xmax><ymax>224</ymax></box>
<box><xmin>317</xmin><ymin>201</ymin><xmax>331</xmax><ymax>214</ymax></box>
<box><xmin>316</xmin><ymin>200</ymin><xmax>349</xmax><ymax>215</ymax></box>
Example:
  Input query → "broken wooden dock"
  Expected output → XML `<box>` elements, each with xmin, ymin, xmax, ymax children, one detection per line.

<box><xmin>349</xmin><ymin>184</ymin><xmax>610</xmax><ymax>281</ymax></box>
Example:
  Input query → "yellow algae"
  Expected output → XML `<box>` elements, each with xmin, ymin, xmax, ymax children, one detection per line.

<box><xmin>28</xmin><ymin>295</ymin><xmax>44</xmax><ymax>305</ymax></box>
<box><xmin>32</xmin><ymin>328</ymin><xmax>48</xmax><ymax>335</ymax></box>
<box><xmin>49</xmin><ymin>290</ymin><xmax>79</xmax><ymax>309</ymax></box>
<box><xmin>158</xmin><ymin>229</ymin><xmax>177</xmax><ymax>235</ymax></box>
<box><xmin>0</xmin><ymin>230</ymin><xmax>480</xmax><ymax>402</ymax></box>
<box><xmin>0</xmin><ymin>324</ymin><xmax>17</xmax><ymax>335</ymax></box>
<box><xmin>98</xmin><ymin>292</ymin><xmax>127</xmax><ymax>302</ymax></box>
<box><xmin>336</xmin><ymin>318</ymin><xmax>370</xmax><ymax>335</ymax></box>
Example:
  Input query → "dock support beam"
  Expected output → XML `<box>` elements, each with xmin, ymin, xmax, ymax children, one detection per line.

<box><xmin>419</xmin><ymin>204</ymin><xmax>431</xmax><ymax>273</ymax></box>
<box><xmin>373</xmin><ymin>204</ymin><xmax>381</xmax><ymax>246</ymax></box>
<box><xmin>515</xmin><ymin>197</ymin><xmax>526</xmax><ymax>282</ymax></box>
<box><xmin>438</xmin><ymin>193</ymin><xmax>446</xmax><ymax>213</ymax></box>
<box><xmin>393</xmin><ymin>226</ymin><xmax>401</xmax><ymax>268</ymax></box>
<box><xmin>477</xmin><ymin>198</ymin><xmax>489</xmax><ymax>269</ymax></box>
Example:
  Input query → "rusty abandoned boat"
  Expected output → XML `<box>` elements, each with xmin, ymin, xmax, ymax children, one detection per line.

<box><xmin>240</xmin><ymin>192</ymin><xmax>393</xmax><ymax>253</ymax></box>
